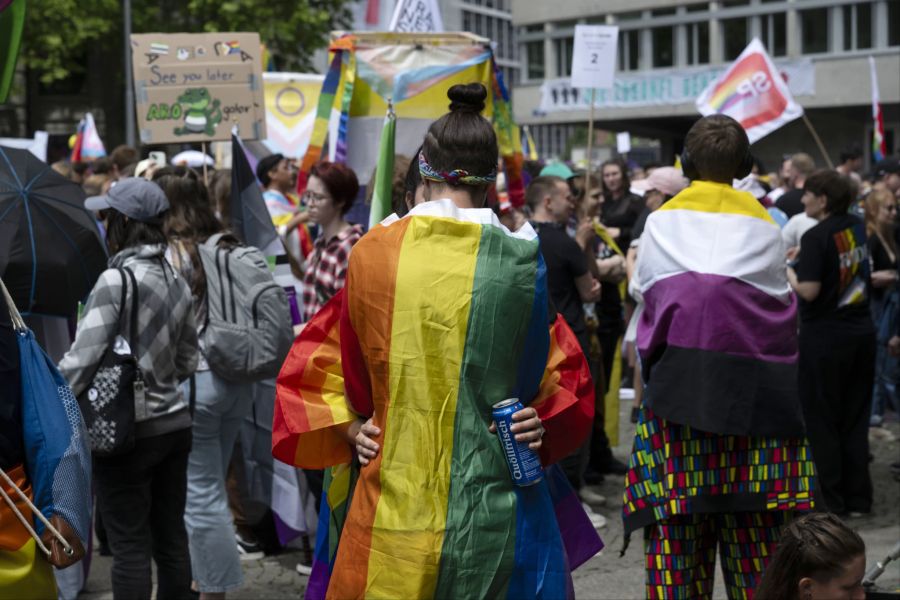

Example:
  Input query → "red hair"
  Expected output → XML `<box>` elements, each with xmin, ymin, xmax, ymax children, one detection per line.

<box><xmin>310</xmin><ymin>161</ymin><xmax>359</xmax><ymax>215</ymax></box>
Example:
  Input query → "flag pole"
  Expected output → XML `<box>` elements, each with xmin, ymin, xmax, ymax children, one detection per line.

<box><xmin>201</xmin><ymin>141</ymin><xmax>209</xmax><ymax>185</ymax></box>
<box><xmin>584</xmin><ymin>89</ymin><xmax>596</xmax><ymax>197</ymax></box>
<box><xmin>801</xmin><ymin>114</ymin><xmax>833</xmax><ymax>169</ymax></box>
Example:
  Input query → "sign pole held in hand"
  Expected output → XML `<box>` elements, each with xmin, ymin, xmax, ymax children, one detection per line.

<box><xmin>570</xmin><ymin>25</ymin><xmax>618</xmax><ymax>196</ymax></box>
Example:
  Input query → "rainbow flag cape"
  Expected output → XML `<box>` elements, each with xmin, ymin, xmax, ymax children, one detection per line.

<box><xmin>635</xmin><ymin>181</ymin><xmax>804</xmax><ymax>437</ymax></box>
<box><xmin>274</xmin><ymin>199</ymin><xmax>600</xmax><ymax>599</ymax></box>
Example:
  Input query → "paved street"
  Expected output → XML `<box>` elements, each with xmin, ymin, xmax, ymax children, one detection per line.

<box><xmin>80</xmin><ymin>396</ymin><xmax>900</xmax><ymax>599</ymax></box>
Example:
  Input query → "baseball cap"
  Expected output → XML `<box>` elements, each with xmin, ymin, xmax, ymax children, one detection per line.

<box><xmin>539</xmin><ymin>162</ymin><xmax>575</xmax><ymax>180</ymax></box>
<box><xmin>874</xmin><ymin>157</ymin><xmax>900</xmax><ymax>178</ymax></box>
<box><xmin>85</xmin><ymin>177</ymin><xmax>170</xmax><ymax>223</ymax></box>
<box><xmin>644</xmin><ymin>167</ymin><xmax>689</xmax><ymax>197</ymax></box>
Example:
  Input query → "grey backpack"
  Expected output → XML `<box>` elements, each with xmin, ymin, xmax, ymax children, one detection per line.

<box><xmin>198</xmin><ymin>233</ymin><xmax>293</xmax><ymax>381</ymax></box>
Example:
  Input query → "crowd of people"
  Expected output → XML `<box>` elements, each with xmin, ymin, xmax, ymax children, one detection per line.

<box><xmin>3</xmin><ymin>83</ymin><xmax>898</xmax><ymax>600</ymax></box>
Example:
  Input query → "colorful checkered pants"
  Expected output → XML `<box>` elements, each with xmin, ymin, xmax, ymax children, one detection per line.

<box><xmin>643</xmin><ymin>511</ymin><xmax>790</xmax><ymax>600</ymax></box>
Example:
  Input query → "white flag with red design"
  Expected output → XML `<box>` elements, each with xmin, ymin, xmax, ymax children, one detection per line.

<box><xmin>696</xmin><ymin>38</ymin><xmax>803</xmax><ymax>144</ymax></box>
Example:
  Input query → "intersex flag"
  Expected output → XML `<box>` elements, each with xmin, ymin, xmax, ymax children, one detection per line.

<box><xmin>696</xmin><ymin>38</ymin><xmax>803</xmax><ymax>144</ymax></box>
<box><xmin>869</xmin><ymin>56</ymin><xmax>887</xmax><ymax>162</ymax></box>
<box><xmin>274</xmin><ymin>199</ymin><xmax>601</xmax><ymax>599</ymax></box>
<box><xmin>262</xmin><ymin>73</ymin><xmax>324</xmax><ymax>158</ymax></box>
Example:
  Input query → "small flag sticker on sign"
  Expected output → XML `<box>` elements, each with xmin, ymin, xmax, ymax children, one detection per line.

<box><xmin>149</xmin><ymin>42</ymin><xmax>169</xmax><ymax>55</ymax></box>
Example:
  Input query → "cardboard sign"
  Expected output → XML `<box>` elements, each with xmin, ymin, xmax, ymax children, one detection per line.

<box><xmin>570</xmin><ymin>25</ymin><xmax>618</xmax><ymax>90</ymax></box>
<box><xmin>131</xmin><ymin>32</ymin><xmax>267</xmax><ymax>144</ymax></box>
<box><xmin>389</xmin><ymin>0</ymin><xmax>444</xmax><ymax>32</ymax></box>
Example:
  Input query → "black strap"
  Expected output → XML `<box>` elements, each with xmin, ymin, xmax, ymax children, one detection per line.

<box><xmin>122</xmin><ymin>267</ymin><xmax>139</xmax><ymax>354</ymax></box>
<box><xmin>115</xmin><ymin>268</ymin><xmax>128</xmax><ymax>325</ymax></box>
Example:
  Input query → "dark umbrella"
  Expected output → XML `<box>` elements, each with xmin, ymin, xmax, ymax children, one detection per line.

<box><xmin>0</xmin><ymin>146</ymin><xmax>108</xmax><ymax>317</ymax></box>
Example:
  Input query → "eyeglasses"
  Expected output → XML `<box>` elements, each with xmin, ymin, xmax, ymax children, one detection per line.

<box><xmin>302</xmin><ymin>191</ymin><xmax>330</xmax><ymax>205</ymax></box>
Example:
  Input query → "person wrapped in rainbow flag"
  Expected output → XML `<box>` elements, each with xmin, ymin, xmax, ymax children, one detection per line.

<box><xmin>624</xmin><ymin>115</ymin><xmax>817</xmax><ymax>599</ymax></box>
<box><xmin>273</xmin><ymin>83</ymin><xmax>603</xmax><ymax>599</ymax></box>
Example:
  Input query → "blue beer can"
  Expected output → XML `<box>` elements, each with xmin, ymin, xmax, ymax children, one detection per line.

<box><xmin>492</xmin><ymin>398</ymin><xmax>543</xmax><ymax>486</ymax></box>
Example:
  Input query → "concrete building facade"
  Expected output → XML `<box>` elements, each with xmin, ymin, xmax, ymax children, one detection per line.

<box><xmin>511</xmin><ymin>0</ymin><xmax>900</xmax><ymax>172</ymax></box>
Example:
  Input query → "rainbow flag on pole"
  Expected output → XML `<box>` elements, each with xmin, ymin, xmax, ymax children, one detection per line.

<box><xmin>70</xmin><ymin>113</ymin><xmax>106</xmax><ymax>163</ymax></box>
<box><xmin>274</xmin><ymin>199</ymin><xmax>600</xmax><ymax>599</ymax></box>
<box><xmin>696</xmin><ymin>38</ymin><xmax>803</xmax><ymax>144</ymax></box>
<box><xmin>869</xmin><ymin>56</ymin><xmax>886</xmax><ymax>162</ymax></box>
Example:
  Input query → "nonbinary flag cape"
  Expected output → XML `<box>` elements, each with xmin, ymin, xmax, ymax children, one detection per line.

<box><xmin>696</xmin><ymin>38</ymin><xmax>803</xmax><ymax>144</ymax></box>
<box><xmin>869</xmin><ymin>56</ymin><xmax>887</xmax><ymax>162</ymax></box>
<box><xmin>635</xmin><ymin>181</ymin><xmax>805</xmax><ymax>437</ymax></box>
<box><xmin>274</xmin><ymin>199</ymin><xmax>601</xmax><ymax>599</ymax></box>
<box><xmin>70</xmin><ymin>113</ymin><xmax>106</xmax><ymax>163</ymax></box>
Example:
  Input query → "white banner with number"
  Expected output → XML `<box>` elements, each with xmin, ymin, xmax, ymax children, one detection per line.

<box><xmin>539</xmin><ymin>57</ymin><xmax>814</xmax><ymax>114</ymax></box>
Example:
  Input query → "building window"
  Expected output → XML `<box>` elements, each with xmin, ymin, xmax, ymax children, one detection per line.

<box><xmin>686</xmin><ymin>21</ymin><xmax>710</xmax><ymax>65</ymax></box>
<box><xmin>843</xmin><ymin>3</ymin><xmax>873</xmax><ymax>51</ymax></box>
<box><xmin>891</xmin><ymin>0</ymin><xmax>900</xmax><ymax>46</ymax></box>
<box><xmin>760</xmin><ymin>13</ymin><xmax>786</xmax><ymax>56</ymax></box>
<box><xmin>686</xmin><ymin>3</ymin><xmax>707</xmax><ymax>12</ymax></box>
<box><xmin>800</xmin><ymin>8</ymin><xmax>829</xmax><ymax>54</ymax></box>
<box><xmin>652</xmin><ymin>26</ymin><xmax>674</xmax><ymax>68</ymax></box>
<box><xmin>555</xmin><ymin>36</ymin><xmax>574</xmax><ymax>77</ymax></box>
<box><xmin>618</xmin><ymin>30</ymin><xmax>640</xmax><ymax>71</ymax></box>
<box><xmin>525</xmin><ymin>41</ymin><xmax>544</xmax><ymax>80</ymax></box>
<box><xmin>722</xmin><ymin>17</ymin><xmax>749</xmax><ymax>60</ymax></box>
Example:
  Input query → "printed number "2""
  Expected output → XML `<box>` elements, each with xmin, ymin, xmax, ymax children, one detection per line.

<box><xmin>591</xmin><ymin>53</ymin><xmax>599</xmax><ymax>64</ymax></box>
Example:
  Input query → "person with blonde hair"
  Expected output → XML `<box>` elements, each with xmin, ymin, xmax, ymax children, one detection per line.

<box><xmin>864</xmin><ymin>188</ymin><xmax>899</xmax><ymax>425</ymax></box>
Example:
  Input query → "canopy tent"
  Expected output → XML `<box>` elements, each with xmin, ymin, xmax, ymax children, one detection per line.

<box><xmin>297</xmin><ymin>31</ymin><xmax>525</xmax><ymax>214</ymax></box>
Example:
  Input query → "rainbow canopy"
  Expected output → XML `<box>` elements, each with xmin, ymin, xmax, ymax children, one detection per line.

<box><xmin>274</xmin><ymin>199</ymin><xmax>599</xmax><ymax>599</ymax></box>
<box><xmin>297</xmin><ymin>32</ymin><xmax>525</xmax><ymax>209</ymax></box>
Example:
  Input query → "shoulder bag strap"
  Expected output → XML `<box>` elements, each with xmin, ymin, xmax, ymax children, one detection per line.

<box><xmin>122</xmin><ymin>267</ymin><xmax>139</xmax><ymax>354</ymax></box>
<box><xmin>0</xmin><ymin>276</ymin><xmax>26</xmax><ymax>332</ymax></box>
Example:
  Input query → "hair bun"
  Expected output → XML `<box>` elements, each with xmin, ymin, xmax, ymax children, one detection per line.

<box><xmin>447</xmin><ymin>83</ymin><xmax>487</xmax><ymax>114</ymax></box>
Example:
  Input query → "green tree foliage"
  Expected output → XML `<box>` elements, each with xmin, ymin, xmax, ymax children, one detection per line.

<box><xmin>22</xmin><ymin>0</ymin><xmax>352</xmax><ymax>83</ymax></box>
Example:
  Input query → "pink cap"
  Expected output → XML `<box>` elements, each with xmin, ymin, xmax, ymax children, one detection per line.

<box><xmin>645</xmin><ymin>167</ymin><xmax>689</xmax><ymax>197</ymax></box>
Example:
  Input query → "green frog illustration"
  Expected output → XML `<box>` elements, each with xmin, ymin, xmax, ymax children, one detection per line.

<box><xmin>173</xmin><ymin>88</ymin><xmax>222</xmax><ymax>136</ymax></box>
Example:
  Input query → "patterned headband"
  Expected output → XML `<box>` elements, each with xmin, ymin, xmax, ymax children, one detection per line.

<box><xmin>418</xmin><ymin>152</ymin><xmax>497</xmax><ymax>186</ymax></box>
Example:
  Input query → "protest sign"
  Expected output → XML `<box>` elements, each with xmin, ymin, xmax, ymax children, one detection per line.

<box><xmin>570</xmin><ymin>25</ymin><xmax>618</xmax><ymax>90</ymax></box>
<box><xmin>389</xmin><ymin>0</ymin><xmax>444</xmax><ymax>33</ymax></box>
<box><xmin>131</xmin><ymin>32</ymin><xmax>267</xmax><ymax>144</ymax></box>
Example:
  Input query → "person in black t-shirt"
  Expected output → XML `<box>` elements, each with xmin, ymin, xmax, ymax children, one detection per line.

<box><xmin>787</xmin><ymin>170</ymin><xmax>876</xmax><ymax>516</ymax></box>
<box><xmin>776</xmin><ymin>153</ymin><xmax>816</xmax><ymax>218</ymax></box>
<box><xmin>599</xmin><ymin>159</ymin><xmax>645</xmax><ymax>250</ymax></box>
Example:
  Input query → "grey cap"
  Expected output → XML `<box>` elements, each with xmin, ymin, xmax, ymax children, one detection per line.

<box><xmin>85</xmin><ymin>177</ymin><xmax>170</xmax><ymax>222</ymax></box>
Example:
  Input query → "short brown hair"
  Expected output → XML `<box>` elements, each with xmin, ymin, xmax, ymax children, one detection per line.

<box><xmin>310</xmin><ymin>161</ymin><xmax>360</xmax><ymax>216</ymax></box>
<box><xmin>525</xmin><ymin>175</ymin><xmax>564</xmax><ymax>211</ymax></box>
<box><xmin>804</xmin><ymin>169</ymin><xmax>854</xmax><ymax>215</ymax></box>
<box><xmin>790</xmin><ymin>153</ymin><xmax>816</xmax><ymax>178</ymax></box>
<box><xmin>110</xmin><ymin>145</ymin><xmax>139</xmax><ymax>171</ymax></box>
<box><xmin>684</xmin><ymin>115</ymin><xmax>749</xmax><ymax>183</ymax></box>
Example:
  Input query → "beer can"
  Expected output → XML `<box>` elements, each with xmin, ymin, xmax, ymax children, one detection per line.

<box><xmin>492</xmin><ymin>398</ymin><xmax>543</xmax><ymax>486</ymax></box>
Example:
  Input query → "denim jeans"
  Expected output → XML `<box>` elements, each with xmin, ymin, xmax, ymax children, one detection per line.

<box><xmin>184</xmin><ymin>370</ymin><xmax>255</xmax><ymax>592</ymax></box>
<box><xmin>93</xmin><ymin>427</ymin><xmax>193</xmax><ymax>600</ymax></box>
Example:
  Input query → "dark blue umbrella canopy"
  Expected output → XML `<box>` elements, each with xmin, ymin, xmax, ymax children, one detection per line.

<box><xmin>0</xmin><ymin>146</ymin><xmax>107</xmax><ymax>317</ymax></box>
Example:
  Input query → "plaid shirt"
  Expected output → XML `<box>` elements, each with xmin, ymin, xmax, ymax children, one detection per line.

<box><xmin>302</xmin><ymin>224</ymin><xmax>364</xmax><ymax>321</ymax></box>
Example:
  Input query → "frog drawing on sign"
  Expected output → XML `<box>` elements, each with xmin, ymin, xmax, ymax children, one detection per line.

<box><xmin>173</xmin><ymin>88</ymin><xmax>222</xmax><ymax>136</ymax></box>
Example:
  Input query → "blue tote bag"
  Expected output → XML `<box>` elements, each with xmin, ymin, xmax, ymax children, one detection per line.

<box><xmin>1</xmin><ymin>277</ymin><xmax>91</xmax><ymax>547</ymax></box>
